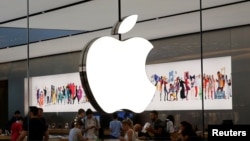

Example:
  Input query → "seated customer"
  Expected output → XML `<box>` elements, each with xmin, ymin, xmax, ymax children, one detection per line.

<box><xmin>134</xmin><ymin>123</ymin><xmax>149</xmax><ymax>140</ymax></box>
<box><xmin>69</xmin><ymin>117</ymin><xmax>88</xmax><ymax>141</ymax></box>
<box><xmin>166</xmin><ymin>115</ymin><xmax>178</xmax><ymax>140</ymax></box>
<box><xmin>175</xmin><ymin>121</ymin><xmax>200</xmax><ymax>141</ymax></box>
<box><xmin>145</xmin><ymin>110</ymin><xmax>166</xmax><ymax>140</ymax></box>
<box><xmin>119</xmin><ymin>119</ymin><xmax>136</xmax><ymax>141</ymax></box>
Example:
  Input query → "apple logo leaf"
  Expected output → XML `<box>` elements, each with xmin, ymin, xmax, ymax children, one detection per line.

<box><xmin>112</xmin><ymin>15</ymin><xmax>138</xmax><ymax>35</ymax></box>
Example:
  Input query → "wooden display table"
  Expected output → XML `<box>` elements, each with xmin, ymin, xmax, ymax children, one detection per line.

<box><xmin>0</xmin><ymin>135</ymin><xmax>69</xmax><ymax>141</ymax></box>
<box><xmin>0</xmin><ymin>135</ymin><xmax>11</xmax><ymax>140</ymax></box>
<box><xmin>48</xmin><ymin>135</ymin><xmax>69</xmax><ymax>141</ymax></box>
<box><xmin>48</xmin><ymin>129</ymin><xmax>69</xmax><ymax>135</ymax></box>
<box><xmin>104</xmin><ymin>129</ymin><xmax>110</xmax><ymax>136</ymax></box>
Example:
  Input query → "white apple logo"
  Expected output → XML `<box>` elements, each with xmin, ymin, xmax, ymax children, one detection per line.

<box><xmin>79</xmin><ymin>15</ymin><xmax>156</xmax><ymax>113</ymax></box>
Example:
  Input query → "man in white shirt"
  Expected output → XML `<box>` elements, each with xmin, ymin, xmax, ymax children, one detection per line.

<box><xmin>83</xmin><ymin>109</ymin><xmax>100</xmax><ymax>139</ymax></box>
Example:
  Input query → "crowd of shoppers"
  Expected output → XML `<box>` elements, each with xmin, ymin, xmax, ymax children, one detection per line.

<box><xmin>3</xmin><ymin>108</ymin><xmax>204</xmax><ymax>141</ymax></box>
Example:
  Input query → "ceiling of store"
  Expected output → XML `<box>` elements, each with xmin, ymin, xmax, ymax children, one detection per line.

<box><xmin>0</xmin><ymin>0</ymin><xmax>249</xmax><ymax>63</ymax></box>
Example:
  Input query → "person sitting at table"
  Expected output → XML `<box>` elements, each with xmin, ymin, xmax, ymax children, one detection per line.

<box><xmin>66</xmin><ymin>108</ymin><xmax>85</xmax><ymax>138</ymax></box>
<box><xmin>174</xmin><ymin>121</ymin><xmax>200</xmax><ymax>141</ymax></box>
<box><xmin>71</xmin><ymin>108</ymin><xmax>86</xmax><ymax>131</ymax></box>
<box><xmin>69</xmin><ymin>117</ymin><xmax>88</xmax><ymax>141</ymax></box>
<box><xmin>145</xmin><ymin>110</ymin><xmax>166</xmax><ymax>140</ymax></box>
<box><xmin>134</xmin><ymin>123</ymin><xmax>149</xmax><ymax>140</ymax></box>
<box><xmin>119</xmin><ymin>119</ymin><xmax>136</xmax><ymax>141</ymax></box>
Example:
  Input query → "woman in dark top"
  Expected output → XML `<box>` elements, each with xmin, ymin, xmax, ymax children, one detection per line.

<box><xmin>176</xmin><ymin>121</ymin><xmax>200</xmax><ymax>141</ymax></box>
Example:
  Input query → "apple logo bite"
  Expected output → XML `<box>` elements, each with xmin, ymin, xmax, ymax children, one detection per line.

<box><xmin>79</xmin><ymin>15</ymin><xmax>156</xmax><ymax>113</ymax></box>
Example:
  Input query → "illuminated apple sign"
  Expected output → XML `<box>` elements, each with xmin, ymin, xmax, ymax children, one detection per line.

<box><xmin>79</xmin><ymin>15</ymin><xmax>155</xmax><ymax>113</ymax></box>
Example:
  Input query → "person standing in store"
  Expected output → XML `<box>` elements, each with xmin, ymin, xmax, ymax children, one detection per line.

<box><xmin>11</xmin><ymin>117</ymin><xmax>23</xmax><ymax>141</ymax></box>
<box><xmin>71</xmin><ymin>108</ymin><xmax>86</xmax><ymax>129</ymax></box>
<box><xmin>109</xmin><ymin>112</ymin><xmax>122</xmax><ymax>139</ymax></box>
<box><xmin>38</xmin><ymin>108</ymin><xmax>48</xmax><ymax>128</ymax></box>
<box><xmin>83</xmin><ymin>109</ymin><xmax>100</xmax><ymax>139</ymax></box>
<box><xmin>17</xmin><ymin>106</ymin><xmax>49</xmax><ymax>141</ymax></box>
<box><xmin>5</xmin><ymin>110</ymin><xmax>22</xmax><ymax>134</ymax></box>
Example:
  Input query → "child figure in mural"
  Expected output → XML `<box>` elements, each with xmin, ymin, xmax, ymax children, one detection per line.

<box><xmin>62</xmin><ymin>86</ymin><xmax>67</xmax><ymax>104</ymax></box>
<box><xmin>189</xmin><ymin>75</ymin><xmax>196</xmax><ymax>100</ymax></box>
<box><xmin>174</xmin><ymin>77</ymin><xmax>180</xmax><ymax>101</ymax></box>
<box><xmin>76</xmin><ymin>85</ymin><xmax>83</xmax><ymax>104</ymax></box>
<box><xmin>184</xmin><ymin>72</ymin><xmax>190</xmax><ymax>100</ymax></box>
<box><xmin>207</xmin><ymin>75</ymin><xmax>213</xmax><ymax>100</ymax></box>
<box><xmin>178</xmin><ymin>77</ymin><xmax>186</xmax><ymax>100</ymax></box>
<box><xmin>36</xmin><ymin>88</ymin><xmax>40</xmax><ymax>105</ymax></box>
<box><xmin>168</xmin><ymin>83</ymin><xmax>177</xmax><ymax>101</ymax></box>
<box><xmin>163</xmin><ymin>76</ymin><xmax>169</xmax><ymax>101</ymax></box>
<box><xmin>51</xmin><ymin>85</ymin><xmax>57</xmax><ymax>104</ymax></box>
<box><xmin>194</xmin><ymin>74</ymin><xmax>202</xmax><ymax>100</ymax></box>
<box><xmin>225</xmin><ymin>75</ymin><xmax>232</xmax><ymax>99</ymax></box>
<box><xmin>210</xmin><ymin>75</ymin><xmax>216</xmax><ymax>100</ymax></box>
<box><xmin>156</xmin><ymin>76</ymin><xmax>163</xmax><ymax>101</ymax></box>
<box><xmin>216</xmin><ymin>71</ymin><xmax>225</xmax><ymax>92</ymax></box>
<box><xmin>215</xmin><ymin>71</ymin><xmax>226</xmax><ymax>99</ymax></box>
<box><xmin>151</xmin><ymin>74</ymin><xmax>163</xmax><ymax>101</ymax></box>
<box><xmin>66</xmin><ymin>84</ymin><xmax>71</xmax><ymax>104</ymax></box>
<box><xmin>57</xmin><ymin>86</ymin><xmax>64</xmax><ymax>104</ymax></box>
<box><xmin>69</xmin><ymin>83</ymin><xmax>77</xmax><ymax>104</ymax></box>
<box><xmin>203</xmin><ymin>74</ymin><xmax>209</xmax><ymax>99</ymax></box>
<box><xmin>38</xmin><ymin>90</ymin><xmax>44</xmax><ymax>107</ymax></box>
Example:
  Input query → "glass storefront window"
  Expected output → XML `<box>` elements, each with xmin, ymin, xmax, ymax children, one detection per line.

<box><xmin>0</xmin><ymin>1</ymin><xmax>250</xmax><ymax>140</ymax></box>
